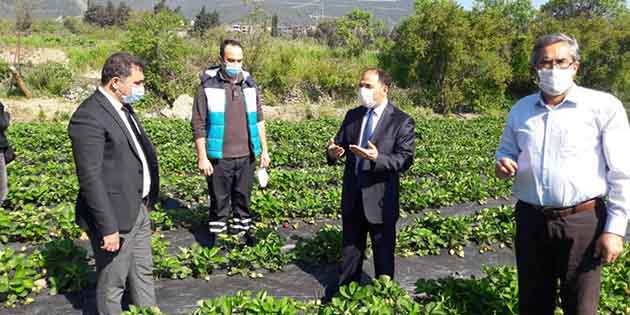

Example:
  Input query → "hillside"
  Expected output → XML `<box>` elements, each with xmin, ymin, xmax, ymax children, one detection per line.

<box><xmin>0</xmin><ymin>0</ymin><xmax>414</xmax><ymax>26</ymax></box>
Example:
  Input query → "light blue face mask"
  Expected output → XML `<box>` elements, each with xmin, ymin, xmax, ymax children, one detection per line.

<box><xmin>225</xmin><ymin>65</ymin><xmax>242</xmax><ymax>78</ymax></box>
<box><xmin>122</xmin><ymin>86</ymin><xmax>145</xmax><ymax>104</ymax></box>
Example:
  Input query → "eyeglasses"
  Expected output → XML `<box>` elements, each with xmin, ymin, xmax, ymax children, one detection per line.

<box><xmin>537</xmin><ymin>58</ymin><xmax>575</xmax><ymax>70</ymax></box>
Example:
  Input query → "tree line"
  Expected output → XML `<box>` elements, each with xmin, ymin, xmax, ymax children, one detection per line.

<box><xmin>11</xmin><ymin>0</ymin><xmax>629</xmax><ymax>114</ymax></box>
<box><xmin>378</xmin><ymin>0</ymin><xmax>630</xmax><ymax>113</ymax></box>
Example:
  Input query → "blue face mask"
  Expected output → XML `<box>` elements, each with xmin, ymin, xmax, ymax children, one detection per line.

<box><xmin>122</xmin><ymin>86</ymin><xmax>145</xmax><ymax>104</ymax></box>
<box><xmin>225</xmin><ymin>65</ymin><xmax>242</xmax><ymax>78</ymax></box>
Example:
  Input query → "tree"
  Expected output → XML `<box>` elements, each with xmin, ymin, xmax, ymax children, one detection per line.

<box><xmin>473</xmin><ymin>0</ymin><xmax>537</xmax><ymax>98</ymax></box>
<box><xmin>310</xmin><ymin>19</ymin><xmax>340</xmax><ymax>47</ymax></box>
<box><xmin>271</xmin><ymin>14</ymin><xmax>279</xmax><ymax>37</ymax></box>
<box><xmin>541</xmin><ymin>0</ymin><xmax>627</xmax><ymax>19</ymax></box>
<box><xmin>154</xmin><ymin>0</ymin><xmax>182</xmax><ymax>15</ymax></box>
<box><xmin>15</xmin><ymin>9</ymin><xmax>32</xmax><ymax>32</ymax></box>
<box><xmin>83</xmin><ymin>0</ymin><xmax>102</xmax><ymax>25</ymax></box>
<box><xmin>115</xmin><ymin>2</ymin><xmax>131</xmax><ymax>26</ymax></box>
<box><xmin>380</xmin><ymin>0</ymin><xmax>514</xmax><ymax>113</ymax></box>
<box><xmin>334</xmin><ymin>9</ymin><xmax>386</xmax><ymax>56</ymax></box>
<box><xmin>14</xmin><ymin>0</ymin><xmax>34</xmax><ymax>32</ymax></box>
<box><xmin>122</xmin><ymin>10</ymin><xmax>194</xmax><ymax>104</ymax></box>
<box><xmin>192</xmin><ymin>6</ymin><xmax>220</xmax><ymax>36</ymax></box>
<box><xmin>104</xmin><ymin>0</ymin><xmax>116</xmax><ymax>27</ymax></box>
<box><xmin>473</xmin><ymin>0</ymin><xmax>535</xmax><ymax>27</ymax></box>
<box><xmin>84</xmin><ymin>0</ymin><xmax>131</xmax><ymax>27</ymax></box>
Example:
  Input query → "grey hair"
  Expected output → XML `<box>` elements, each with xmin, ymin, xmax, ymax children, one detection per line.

<box><xmin>531</xmin><ymin>33</ymin><xmax>580</xmax><ymax>68</ymax></box>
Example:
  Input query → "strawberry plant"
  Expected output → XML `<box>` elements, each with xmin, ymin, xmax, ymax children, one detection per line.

<box><xmin>122</xmin><ymin>305</ymin><xmax>165</xmax><ymax>315</ymax></box>
<box><xmin>39</xmin><ymin>239</ymin><xmax>91</xmax><ymax>295</ymax></box>
<box><xmin>0</xmin><ymin>248</ymin><xmax>43</xmax><ymax>307</ymax></box>
<box><xmin>224</xmin><ymin>229</ymin><xmax>293</xmax><ymax>277</ymax></box>
<box><xmin>194</xmin><ymin>291</ymin><xmax>316</xmax><ymax>315</ymax></box>
<box><xmin>293</xmin><ymin>224</ymin><xmax>342</xmax><ymax>265</ymax></box>
<box><xmin>178</xmin><ymin>243</ymin><xmax>228</xmax><ymax>278</ymax></box>
<box><xmin>151</xmin><ymin>235</ymin><xmax>192</xmax><ymax>280</ymax></box>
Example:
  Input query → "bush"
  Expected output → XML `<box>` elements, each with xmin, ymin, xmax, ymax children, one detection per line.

<box><xmin>252</xmin><ymin>38</ymin><xmax>377</xmax><ymax>104</ymax></box>
<box><xmin>66</xmin><ymin>42</ymin><xmax>119</xmax><ymax>71</ymax></box>
<box><xmin>0</xmin><ymin>61</ymin><xmax>10</xmax><ymax>82</ymax></box>
<box><xmin>24</xmin><ymin>62</ymin><xmax>73</xmax><ymax>97</ymax></box>
<box><xmin>30</xmin><ymin>20</ymin><xmax>65</xmax><ymax>34</ymax></box>
<box><xmin>122</xmin><ymin>11</ymin><xmax>195</xmax><ymax>103</ymax></box>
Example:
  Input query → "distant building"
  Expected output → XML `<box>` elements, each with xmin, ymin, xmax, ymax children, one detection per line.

<box><xmin>229</xmin><ymin>24</ymin><xmax>254</xmax><ymax>33</ymax></box>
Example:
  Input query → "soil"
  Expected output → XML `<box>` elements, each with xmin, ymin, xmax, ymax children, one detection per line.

<box><xmin>0</xmin><ymin>199</ymin><xmax>522</xmax><ymax>315</ymax></box>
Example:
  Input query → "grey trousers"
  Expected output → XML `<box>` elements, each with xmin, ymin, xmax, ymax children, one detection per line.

<box><xmin>89</xmin><ymin>205</ymin><xmax>156</xmax><ymax>315</ymax></box>
<box><xmin>0</xmin><ymin>153</ymin><xmax>7</xmax><ymax>206</ymax></box>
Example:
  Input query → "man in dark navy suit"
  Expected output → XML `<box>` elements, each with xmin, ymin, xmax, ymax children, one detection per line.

<box><xmin>327</xmin><ymin>68</ymin><xmax>415</xmax><ymax>288</ymax></box>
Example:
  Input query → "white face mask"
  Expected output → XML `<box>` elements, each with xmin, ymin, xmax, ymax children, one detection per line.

<box><xmin>537</xmin><ymin>68</ymin><xmax>575</xmax><ymax>96</ymax></box>
<box><xmin>359</xmin><ymin>87</ymin><xmax>375</xmax><ymax>108</ymax></box>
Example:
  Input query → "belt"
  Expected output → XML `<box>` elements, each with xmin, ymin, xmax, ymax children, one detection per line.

<box><xmin>524</xmin><ymin>198</ymin><xmax>599</xmax><ymax>219</ymax></box>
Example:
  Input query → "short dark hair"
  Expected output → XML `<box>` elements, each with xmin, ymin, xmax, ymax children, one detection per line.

<box><xmin>363</xmin><ymin>68</ymin><xmax>392</xmax><ymax>89</ymax></box>
<box><xmin>220</xmin><ymin>39</ymin><xmax>243</xmax><ymax>59</ymax></box>
<box><xmin>101</xmin><ymin>52</ymin><xmax>145</xmax><ymax>86</ymax></box>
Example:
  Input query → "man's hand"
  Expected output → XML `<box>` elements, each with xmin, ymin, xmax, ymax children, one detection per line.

<box><xmin>101</xmin><ymin>232</ymin><xmax>120</xmax><ymax>252</ymax></box>
<box><xmin>349</xmin><ymin>141</ymin><xmax>378</xmax><ymax>161</ymax></box>
<box><xmin>260</xmin><ymin>151</ymin><xmax>271</xmax><ymax>168</ymax></box>
<box><xmin>594</xmin><ymin>232</ymin><xmax>624</xmax><ymax>264</ymax></box>
<box><xmin>198</xmin><ymin>158</ymin><xmax>213</xmax><ymax>176</ymax></box>
<box><xmin>327</xmin><ymin>138</ymin><xmax>345</xmax><ymax>159</ymax></box>
<box><xmin>496</xmin><ymin>158</ymin><xmax>518</xmax><ymax>179</ymax></box>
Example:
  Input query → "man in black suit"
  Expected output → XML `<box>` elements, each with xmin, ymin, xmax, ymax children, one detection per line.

<box><xmin>326</xmin><ymin>68</ymin><xmax>415</xmax><ymax>288</ymax></box>
<box><xmin>69</xmin><ymin>52</ymin><xmax>159</xmax><ymax>314</ymax></box>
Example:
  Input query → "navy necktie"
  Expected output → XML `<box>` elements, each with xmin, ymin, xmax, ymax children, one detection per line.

<box><xmin>357</xmin><ymin>109</ymin><xmax>374</xmax><ymax>186</ymax></box>
<box><xmin>360</xmin><ymin>109</ymin><xmax>374</xmax><ymax>149</ymax></box>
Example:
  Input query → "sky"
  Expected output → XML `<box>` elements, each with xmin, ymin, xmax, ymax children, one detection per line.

<box><xmin>456</xmin><ymin>0</ymin><xmax>630</xmax><ymax>10</ymax></box>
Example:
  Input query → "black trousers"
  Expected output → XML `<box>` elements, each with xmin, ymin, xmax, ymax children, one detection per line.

<box><xmin>338</xmin><ymin>192</ymin><xmax>396</xmax><ymax>287</ymax></box>
<box><xmin>515</xmin><ymin>199</ymin><xmax>606</xmax><ymax>315</ymax></box>
<box><xmin>206</xmin><ymin>156</ymin><xmax>255</xmax><ymax>234</ymax></box>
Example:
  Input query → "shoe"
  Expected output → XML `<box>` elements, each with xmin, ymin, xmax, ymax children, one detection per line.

<box><xmin>244</xmin><ymin>229</ymin><xmax>255</xmax><ymax>246</ymax></box>
<box><xmin>206</xmin><ymin>231</ymin><xmax>217</xmax><ymax>248</ymax></box>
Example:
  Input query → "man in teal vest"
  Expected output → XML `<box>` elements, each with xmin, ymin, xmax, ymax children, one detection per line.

<box><xmin>191</xmin><ymin>39</ymin><xmax>271</xmax><ymax>246</ymax></box>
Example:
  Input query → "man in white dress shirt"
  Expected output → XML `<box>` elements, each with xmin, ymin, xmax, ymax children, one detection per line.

<box><xmin>69</xmin><ymin>52</ymin><xmax>160</xmax><ymax>314</ymax></box>
<box><xmin>496</xmin><ymin>33</ymin><xmax>629</xmax><ymax>315</ymax></box>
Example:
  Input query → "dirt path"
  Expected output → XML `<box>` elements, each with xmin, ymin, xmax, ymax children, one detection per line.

<box><xmin>0</xmin><ymin>48</ymin><xmax>69</xmax><ymax>65</ymax></box>
<box><xmin>3</xmin><ymin>97</ymin><xmax>78</xmax><ymax>122</ymax></box>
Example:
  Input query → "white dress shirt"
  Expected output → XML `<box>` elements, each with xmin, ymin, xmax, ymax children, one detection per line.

<box><xmin>358</xmin><ymin>100</ymin><xmax>388</xmax><ymax>146</ymax></box>
<box><xmin>98</xmin><ymin>87</ymin><xmax>151</xmax><ymax>198</ymax></box>
<box><xmin>496</xmin><ymin>85</ymin><xmax>630</xmax><ymax>236</ymax></box>
<box><xmin>355</xmin><ymin>100</ymin><xmax>388</xmax><ymax>172</ymax></box>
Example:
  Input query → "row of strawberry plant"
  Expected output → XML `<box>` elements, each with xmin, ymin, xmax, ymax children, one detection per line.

<box><xmin>4</xmin><ymin>237</ymin><xmax>628</xmax><ymax>313</ymax></box>
<box><xmin>7</xmin><ymin>117</ymin><xmax>511</xmax><ymax>212</ymax></box>
<box><xmin>396</xmin><ymin>206</ymin><xmax>515</xmax><ymax>258</ymax></box>
<box><xmin>123</xmin><ymin>249</ymin><xmax>630</xmax><ymax>315</ymax></box>
<box><xmin>0</xmin><ymin>240</ymin><xmax>90</xmax><ymax>308</ymax></box>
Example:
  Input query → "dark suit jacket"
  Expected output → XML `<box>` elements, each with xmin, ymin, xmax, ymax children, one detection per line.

<box><xmin>68</xmin><ymin>90</ymin><xmax>159</xmax><ymax>237</ymax></box>
<box><xmin>327</xmin><ymin>103</ymin><xmax>415</xmax><ymax>224</ymax></box>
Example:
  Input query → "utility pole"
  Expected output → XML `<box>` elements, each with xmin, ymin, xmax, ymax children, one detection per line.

<box><xmin>320</xmin><ymin>0</ymin><xmax>324</xmax><ymax>19</ymax></box>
